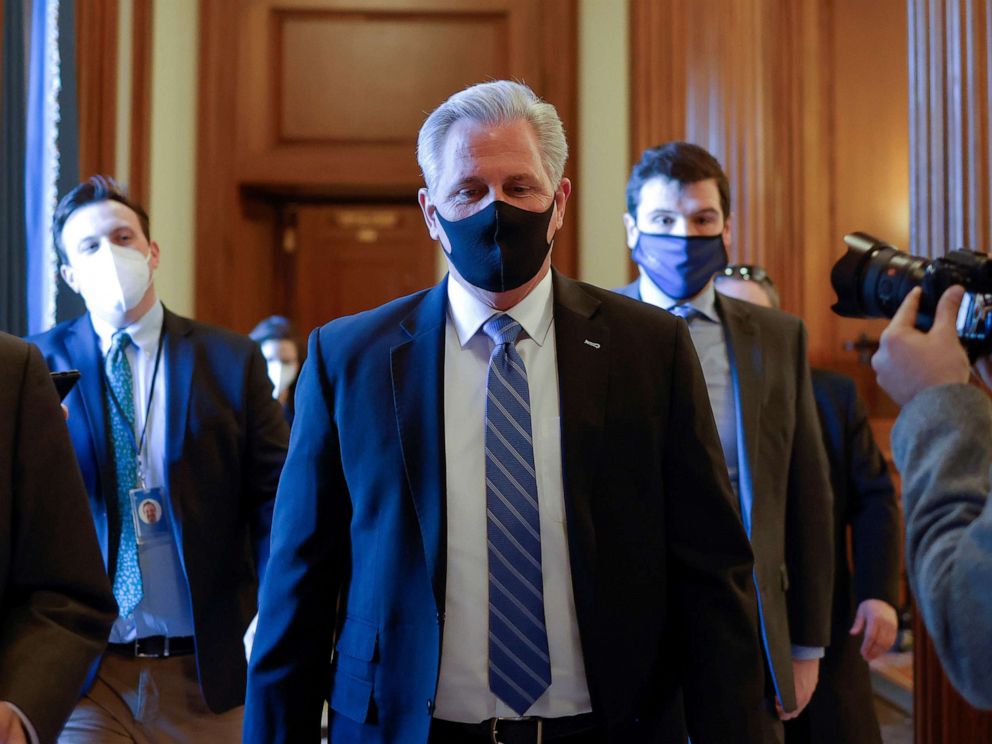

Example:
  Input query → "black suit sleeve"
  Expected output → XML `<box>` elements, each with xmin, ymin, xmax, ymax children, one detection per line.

<box><xmin>784</xmin><ymin>325</ymin><xmax>834</xmax><ymax>647</ymax></box>
<box><xmin>243</xmin><ymin>343</ymin><xmax>291</xmax><ymax>586</ymax></box>
<box><xmin>663</xmin><ymin>320</ymin><xmax>766</xmax><ymax>743</ymax></box>
<box><xmin>842</xmin><ymin>382</ymin><xmax>901</xmax><ymax>608</ymax></box>
<box><xmin>0</xmin><ymin>339</ymin><xmax>117</xmax><ymax>744</ymax></box>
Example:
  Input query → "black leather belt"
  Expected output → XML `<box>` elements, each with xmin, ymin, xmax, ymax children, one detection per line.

<box><xmin>107</xmin><ymin>635</ymin><xmax>195</xmax><ymax>658</ymax></box>
<box><xmin>431</xmin><ymin>713</ymin><xmax>599</xmax><ymax>743</ymax></box>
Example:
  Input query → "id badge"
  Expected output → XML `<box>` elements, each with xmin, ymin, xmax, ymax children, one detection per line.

<box><xmin>129</xmin><ymin>487</ymin><xmax>171</xmax><ymax>545</ymax></box>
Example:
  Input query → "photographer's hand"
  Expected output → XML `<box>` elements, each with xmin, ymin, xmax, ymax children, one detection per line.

<box><xmin>872</xmin><ymin>285</ymin><xmax>969</xmax><ymax>405</ymax></box>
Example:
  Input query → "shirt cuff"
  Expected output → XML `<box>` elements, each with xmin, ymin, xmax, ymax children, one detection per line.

<box><xmin>790</xmin><ymin>645</ymin><xmax>825</xmax><ymax>660</ymax></box>
<box><xmin>4</xmin><ymin>702</ymin><xmax>40</xmax><ymax>744</ymax></box>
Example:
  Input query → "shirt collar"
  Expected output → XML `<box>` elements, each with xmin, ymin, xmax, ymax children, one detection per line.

<box><xmin>637</xmin><ymin>271</ymin><xmax>721</xmax><ymax>323</ymax></box>
<box><xmin>446</xmin><ymin>270</ymin><xmax>554</xmax><ymax>348</ymax></box>
<box><xmin>91</xmin><ymin>300</ymin><xmax>165</xmax><ymax>358</ymax></box>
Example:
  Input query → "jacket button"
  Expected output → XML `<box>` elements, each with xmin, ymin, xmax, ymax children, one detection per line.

<box><xmin>426</xmin><ymin>699</ymin><xmax>435</xmax><ymax>715</ymax></box>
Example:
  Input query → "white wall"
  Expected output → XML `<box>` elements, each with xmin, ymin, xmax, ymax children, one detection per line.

<box><xmin>576</xmin><ymin>0</ymin><xmax>630</xmax><ymax>288</ymax></box>
<box><xmin>147</xmin><ymin>1</ymin><xmax>198</xmax><ymax>317</ymax></box>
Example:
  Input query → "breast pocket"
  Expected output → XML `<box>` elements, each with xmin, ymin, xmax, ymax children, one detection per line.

<box><xmin>328</xmin><ymin>617</ymin><xmax>377</xmax><ymax>723</ymax></box>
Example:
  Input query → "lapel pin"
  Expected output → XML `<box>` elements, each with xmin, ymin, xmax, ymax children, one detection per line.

<box><xmin>583</xmin><ymin>339</ymin><xmax>601</xmax><ymax>349</ymax></box>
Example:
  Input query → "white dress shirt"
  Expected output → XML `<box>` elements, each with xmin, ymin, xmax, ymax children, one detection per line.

<box><xmin>434</xmin><ymin>272</ymin><xmax>592</xmax><ymax>722</ymax></box>
<box><xmin>91</xmin><ymin>300</ymin><xmax>195</xmax><ymax>641</ymax></box>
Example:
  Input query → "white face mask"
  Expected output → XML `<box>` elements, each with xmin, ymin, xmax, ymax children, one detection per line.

<box><xmin>267</xmin><ymin>360</ymin><xmax>300</xmax><ymax>400</ymax></box>
<box><xmin>72</xmin><ymin>244</ymin><xmax>153</xmax><ymax>325</ymax></box>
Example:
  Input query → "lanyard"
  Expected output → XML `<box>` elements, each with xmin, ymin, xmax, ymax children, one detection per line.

<box><xmin>105</xmin><ymin>331</ymin><xmax>165</xmax><ymax>489</ymax></box>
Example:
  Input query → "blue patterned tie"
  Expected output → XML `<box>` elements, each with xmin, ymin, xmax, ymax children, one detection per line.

<box><xmin>105</xmin><ymin>331</ymin><xmax>143</xmax><ymax>616</ymax></box>
<box><xmin>483</xmin><ymin>314</ymin><xmax>551</xmax><ymax>715</ymax></box>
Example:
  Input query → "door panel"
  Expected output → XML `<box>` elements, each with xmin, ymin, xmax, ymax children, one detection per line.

<box><xmin>291</xmin><ymin>203</ymin><xmax>437</xmax><ymax>337</ymax></box>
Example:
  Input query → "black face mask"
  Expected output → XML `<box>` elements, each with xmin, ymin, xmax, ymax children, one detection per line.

<box><xmin>436</xmin><ymin>200</ymin><xmax>556</xmax><ymax>293</ymax></box>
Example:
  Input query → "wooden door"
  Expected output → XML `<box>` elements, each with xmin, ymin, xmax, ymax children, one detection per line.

<box><xmin>196</xmin><ymin>0</ymin><xmax>577</xmax><ymax>333</ymax></box>
<box><xmin>288</xmin><ymin>203</ymin><xmax>437</xmax><ymax>338</ymax></box>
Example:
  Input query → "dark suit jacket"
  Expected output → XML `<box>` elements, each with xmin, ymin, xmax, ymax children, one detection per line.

<box><xmin>29</xmin><ymin>309</ymin><xmax>288</xmax><ymax>713</ymax></box>
<box><xmin>783</xmin><ymin>369</ymin><xmax>899</xmax><ymax>743</ymax></box>
<box><xmin>245</xmin><ymin>271</ymin><xmax>767</xmax><ymax>744</ymax></box>
<box><xmin>0</xmin><ymin>333</ymin><xmax>117</xmax><ymax>744</ymax></box>
<box><xmin>615</xmin><ymin>283</ymin><xmax>834</xmax><ymax>712</ymax></box>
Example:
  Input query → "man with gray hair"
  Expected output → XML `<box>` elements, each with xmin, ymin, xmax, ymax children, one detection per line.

<box><xmin>245</xmin><ymin>80</ymin><xmax>766</xmax><ymax>744</ymax></box>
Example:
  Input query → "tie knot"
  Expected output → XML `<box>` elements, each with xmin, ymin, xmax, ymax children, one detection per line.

<box><xmin>111</xmin><ymin>331</ymin><xmax>133</xmax><ymax>354</ymax></box>
<box><xmin>669</xmin><ymin>304</ymin><xmax>700</xmax><ymax>322</ymax></box>
<box><xmin>483</xmin><ymin>314</ymin><xmax>523</xmax><ymax>347</ymax></box>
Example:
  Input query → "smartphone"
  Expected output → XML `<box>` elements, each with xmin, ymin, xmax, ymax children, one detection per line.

<box><xmin>51</xmin><ymin>370</ymin><xmax>81</xmax><ymax>401</ymax></box>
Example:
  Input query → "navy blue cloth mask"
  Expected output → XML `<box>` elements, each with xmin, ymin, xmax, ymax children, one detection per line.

<box><xmin>632</xmin><ymin>232</ymin><xmax>729</xmax><ymax>300</ymax></box>
<box><xmin>437</xmin><ymin>200</ymin><xmax>556</xmax><ymax>293</ymax></box>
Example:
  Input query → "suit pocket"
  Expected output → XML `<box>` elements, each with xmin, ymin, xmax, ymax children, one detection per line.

<box><xmin>328</xmin><ymin>617</ymin><xmax>378</xmax><ymax>723</ymax></box>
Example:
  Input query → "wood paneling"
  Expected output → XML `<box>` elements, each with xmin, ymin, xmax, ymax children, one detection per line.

<box><xmin>909</xmin><ymin>0</ymin><xmax>992</xmax><ymax>259</ymax></box>
<box><xmin>907</xmin><ymin>1</ymin><xmax>992</xmax><ymax>739</ymax></box>
<box><xmin>277</xmin><ymin>12</ymin><xmax>509</xmax><ymax>143</ymax></box>
<box><xmin>629</xmin><ymin>0</ymin><xmax>909</xmax><ymax>415</ymax></box>
<box><xmin>197</xmin><ymin>0</ymin><xmax>578</xmax><ymax>331</ymax></box>
<box><xmin>77</xmin><ymin>0</ymin><xmax>119</xmax><ymax>179</ymax></box>
<box><xmin>128</xmin><ymin>0</ymin><xmax>152</xmax><ymax>206</ymax></box>
<box><xmin>291</xmin><ymin>204</ymin><xmax>437</xmax><ymax>336</ymax></box>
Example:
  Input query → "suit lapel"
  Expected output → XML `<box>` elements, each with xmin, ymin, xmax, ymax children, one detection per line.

<box><xmin>163</xmin><ymin>308</ymin><xmax>194</xmax><ymax>523</ymax></box>
<box><xmin>64</xmin><ymin>314</ymin><xmax>112</xmax><ymax>503</ymax></box>
<box><xmin>552</xmin><ymin>271</ymin><xmax>609</xmax><ymax>652</ymax></box>
<box><xmin>716</xmin><ymin>295</ymin><xmax>763</xmax><ymax>488</ymax></box>
<box><xmin>391</xmin><ymin>282</ymin><xmax>448</xmax><ymax>614</ymax></box>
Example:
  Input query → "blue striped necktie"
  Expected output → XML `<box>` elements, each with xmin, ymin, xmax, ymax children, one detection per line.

<box><xmin>105</xmin><ymin>330</ymin><xmax>144</xmax><ymax>616</ymax></box>
<box><xmin>482</xmin><ymin>314</ymin><xmax>551</xmax><ymax>715</ymax></box>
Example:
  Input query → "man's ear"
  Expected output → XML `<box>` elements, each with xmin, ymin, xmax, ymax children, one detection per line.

<box><xmin>60</xmin><ymin>262</ymin><xmax>79</xmax><ymax>293</ymax></box>
<box><xmin>723</xmin><ymin>213</ymin><xmax>733</xmax><ymax>251</ymax></box>
<box><xmin>623</xmin><ymin>212</ymin><xmax>639</xmax><ymax>250</ymax></box>
<box><xmin>148</xmin><ymin>239</ymin><xmax>161</xmax><ymax>270</ymax></box>
<box><xmin>418</xmin><ymin>188</ymin><xmax>442</xmax><ymax>242</ymax></box>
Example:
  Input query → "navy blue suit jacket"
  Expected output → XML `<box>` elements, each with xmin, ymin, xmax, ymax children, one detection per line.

<box><xmin>245</xmin><ymin>272</ymin><xmax>767</xmax><ymax>744</ymax></box>
<box><xmin>29</xmin><ymin>308</ymin><xmax>288</xmax><ymax>713</ymax></box>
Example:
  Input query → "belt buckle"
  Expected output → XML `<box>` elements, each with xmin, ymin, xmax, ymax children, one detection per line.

<box><xmin>134</xmin><ymin>636</ymin><xmax>169</xmax><ymax>659</ymax></box>
<box><xmin>489</xmin><ymin>717</ymin><xmax>542</xmax><ymax>744</ymax></box>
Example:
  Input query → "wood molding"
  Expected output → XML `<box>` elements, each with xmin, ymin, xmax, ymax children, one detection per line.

<box><xmin>76</xmin><ymin>0</ymin><xmax>119</xmax><ymax>179</ymax></box>
<box><xmin>128</xmin><ymin>0</ymin><xmax>152</xmax><ymax>206</ymax></box>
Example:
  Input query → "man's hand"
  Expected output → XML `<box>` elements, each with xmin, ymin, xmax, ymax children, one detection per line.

<box><xmin>0</xmin><ymin>703</ymin><xmax>28</xmax><ymax>744</ymax></box>
<box><xmin>850</xmin><ymin>599</ymin><xmax>899</xmax><ymax>661</ymax></box>
<box><xmin>871</xmin><ymin>286</ymin><xmax>970</xmax><ymax>405</ymax></box>
<box><xmin>775</xmin><ymin>658</ymin><xmax>820</xmax><ymax>720</ymax></box>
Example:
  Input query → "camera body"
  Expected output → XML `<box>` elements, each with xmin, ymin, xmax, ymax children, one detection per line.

<box><xmin>831</xmin><ymin>232</ymin><xmax>992</xmax><ymax>359</ymax></box>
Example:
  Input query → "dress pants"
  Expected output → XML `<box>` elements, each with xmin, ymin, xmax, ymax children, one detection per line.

<box><xmin>58</xmin><ymin>653</ymin><xmax>242</xmax><ymax>744</ymax></box>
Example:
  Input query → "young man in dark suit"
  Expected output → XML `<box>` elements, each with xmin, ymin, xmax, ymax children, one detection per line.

<box><xmin>616</xmin><ymin>142</ymin><xmax>835</xmax><ymax>741</ymax></box>
<box><xmin>0</xmin><ymin>333</ymin><xmax>117</xmax><ymax>744</ymax></box>
<box><xmin>717</xmin><ymin>266</ymin><xmax>901</xmax><ymax>744</ymax></box>
<box><xmin>29</xmin><ymin>178</ymin><xmax>289</xmax><ymax>743</ymax></box>
<box><xmin>245</xmin><ymin>80</ymin><xmax>767</xmax><ymax>744</ymax></box>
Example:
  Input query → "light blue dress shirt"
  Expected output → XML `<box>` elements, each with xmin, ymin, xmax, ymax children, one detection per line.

<box><xmin>92</xmin><ymin>301</ymin><xmax>195</xmax><ymax>641</ymax></box>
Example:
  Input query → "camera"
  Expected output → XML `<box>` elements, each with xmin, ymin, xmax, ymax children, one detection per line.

<box><xmin>831</xmin><ymin>232</ymin><xmax>992</xmax><ymax>359</ymax></box>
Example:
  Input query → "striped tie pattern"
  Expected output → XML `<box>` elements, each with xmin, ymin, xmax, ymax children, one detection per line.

<box><xmin>482</xmin><ymin>314</ymin><xmax>551</xmax><ymax>715</ymax></box>
<box><xmin>105</xmin><ymin>331</ymin><xmax>144</xmax><ymax>616</ymax></box>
